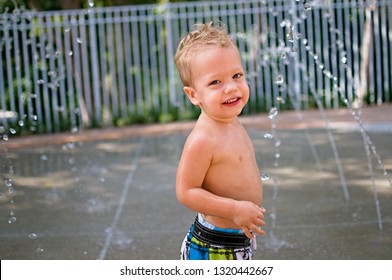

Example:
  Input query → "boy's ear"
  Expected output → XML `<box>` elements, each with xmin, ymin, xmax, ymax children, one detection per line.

<box><xmin>183</xmin><ymin>86</ymin><xmax>200</xmax><ymax>106</ymax></box>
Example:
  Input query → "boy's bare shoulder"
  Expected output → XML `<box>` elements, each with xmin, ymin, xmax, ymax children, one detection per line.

<box><xmin>185</xmin><ymin>123</ymin><xmax>217</xmax><ymax>149</ymax></box>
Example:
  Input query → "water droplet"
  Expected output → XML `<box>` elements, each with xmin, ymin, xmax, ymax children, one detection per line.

<box><xmin>68</xmin><ymin>157</ymin><xmax>75</xmax><ymax>165</ymax></box>
<box><xmin>28</xmin><ymin>233</ymin><xmax>38</xmax><ymax>239</ymax></box>
<box><xmin>8</xmin><ymin>216</ymin><xmax>17</xmax><ymax>224</ymax></box>
<box><xmin>68</xmin><ymin>50</ymin><xmax>73</xmax><ymax>56</ymax></box>
<box><xmin>76</xmin><ymin>37</ymin><xmax>83</xmax><ymax>44</ymax></box>
<box><xmin>5</xmin><ymin>178</ymin><xmax>12</xmax><ymax>187</ymax></box>
<box><xmin>274</xmin><ymin>75</ymin><xmax>284</xmax><ymax>84</ymax></box>
<box><xmin>264</xmin><ymin>133</ymin><xmax>274</xmax><ymax>140</ymax></box>
<box><xmin>277</xmin><ymin>96</ymin><xmax>286</xmax><ymax>104</ymax></box>
<box><xmin>268</xmin><ymin>107</ymin><xmax>278</xmax><ymax>120</ymax></box>
<box><xmin>341</xmin><ymin>56</ymin><xmax>347</xmax><ymax>64</ymax></box>
<box><xmin>304</xmin><ymin>3</ymin><xmax>312</xmax><ymax>10</ymax></box>
<box><xmin>18</xmin><ymin>120</ymin><xmax>24</xmax><ymax>127</ymax></box>
<box><xmin>88</xmin><ymin>0</ymin><xmax>95</xmax><ymax>8</ymax></box>
<box><xmin>280</xmin><ymin>19</ymin><xmax>291</xmax><ymax>28</ymax></box>
<box><xmin>261</xmin><ymin>174</ymin><xmax>270</xmax><ymax>181</ymax></box>
<box><xmin>286</xmin><ymin>28</ymin><xmax>294</xmax><ymax>42</ymax></box>
<box><xmin>9</xmin><ymin>128</ymin><xmax>16</xmax><ymax>134</ymax></box>
<box><xmin>37</xmin><ymin>79</ymin><xmax>44</xmax><ymax>84</ymax></box>
<box><xmin>36</xmin><ymin>247</ymin><xmax>44</xmax><ymax>253</ymax></box>
<box><xmin>40</xmin><ymin>154</ymin><xmax>48</xmax><ymax>161</ymax></box>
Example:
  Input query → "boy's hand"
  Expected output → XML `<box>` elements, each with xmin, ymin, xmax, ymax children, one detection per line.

<box><xmin>232</xmin><ymin>201</ymin><xmax>266</xmax><ymax>240</ymax></box>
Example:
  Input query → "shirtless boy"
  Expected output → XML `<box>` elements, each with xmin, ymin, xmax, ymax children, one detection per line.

<box><xmin>175</xmin><ymin>22</ymin><xmax>266</xmax><ymax>260</ymax></box>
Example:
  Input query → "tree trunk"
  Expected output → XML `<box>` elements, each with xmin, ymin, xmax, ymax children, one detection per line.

<box><xmin>357</xmin><ymin>1</ymin><xmax>376</xmax><ymax>108</ymax></box>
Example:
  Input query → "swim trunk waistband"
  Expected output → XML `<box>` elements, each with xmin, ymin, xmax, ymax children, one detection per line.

<box><xmin>192</xmin><ymin>216</ymin><xmax>251</xmax><ymax>248</ymax></box>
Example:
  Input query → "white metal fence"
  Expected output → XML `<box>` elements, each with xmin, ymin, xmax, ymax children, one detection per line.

<box><xmin>1</xmin><ymin>0</ymin><xmax>392</xmax><ymax>134</ymax></box>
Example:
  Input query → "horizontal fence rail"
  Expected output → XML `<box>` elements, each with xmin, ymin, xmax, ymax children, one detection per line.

<box><xmin>0</xmin><ymin>0</ymin><xmax>391</xmax><ymax>135</ymax></box>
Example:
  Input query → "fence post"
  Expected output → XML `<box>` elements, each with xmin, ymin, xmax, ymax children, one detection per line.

<box><xmin>164</xmin><ymin>3</ymin><xmax>177</xmax><ymax>112</ymax></box>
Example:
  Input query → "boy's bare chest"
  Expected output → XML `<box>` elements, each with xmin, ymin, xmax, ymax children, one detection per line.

<box><xmin>212</xmin><ymin>134</ymin><xmax>255</xmax><ymax>165</ymax></box>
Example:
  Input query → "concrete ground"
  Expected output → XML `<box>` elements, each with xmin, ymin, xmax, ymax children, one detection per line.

<box><xmin>0</xmin><ymin>104</ymin><xmax>391</xmax><ymax>260</ymax></box>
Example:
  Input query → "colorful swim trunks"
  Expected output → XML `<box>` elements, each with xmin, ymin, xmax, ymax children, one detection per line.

<box><xmin>180</xmin><ymin>214</ymin><xmax>253</xmax><ymax>260</ymax></box>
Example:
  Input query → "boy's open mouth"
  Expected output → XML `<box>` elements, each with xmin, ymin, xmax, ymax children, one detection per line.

<box><xmin>223</xmin><ymin>97</ymin><xmax>240</xmax><ymax>105</ymax></box>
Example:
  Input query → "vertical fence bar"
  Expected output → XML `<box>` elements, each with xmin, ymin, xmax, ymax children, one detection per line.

<box><xmin>114</xmin><ymin>9</ymin><xmax>127</xmax><ymax>118</ymax></box>
<box><xmin>344</xmin><ymin>2</ymin><xmax>355</xmax><ymax>103</ymax></box>
<box><xmin>266</xmin><ymin>1</ymin><xmax>278</xmax><ymax>109</ymax></box>
<box><xmin>140</xmin><ymin>9</ymin><xmax>151</xmax><ymax>116</ymax></box>
<box><xmin>327</xmin><ymin>2</ymin><xmax>339</xmax><ymax>109</ymax></box>
<box><xmin>20</xmin><ymin>13</ymin><xmax>34</xmax><ymax>127</ymax></box>
<box><xmin>279</xmin><ymin>1</ymin><xmax>290</xmax><ymax>109</ymax></box>
<box><xmin>79</xmin><ymin>12</ymin><xmax>93</xmax><ymax>121</ymax></box>
<box><xmin>380</xmin><ymin>1</ymin><xmax>390</xmax><ymax>102</ymax></box>
<box><xmin>54</xmin><ymin>14</ymin><xmax>68</xmax><ymax>125</ymax></box>
<box><xmin>4</xmin><ymin>22</ymin><xmax>16</xmax><ymax>114</ymax></box>
<box><xmin>298</xmin><ymin>3</ymin><xmax>309</xmax><ymax>110</ymax></box>
<box><xmin>165</xmin><ymin>4</ymin><xmax>179</xmax><ymax>113</ymax></box>
<box><xmin>389</xmin><ymin>1</ymin><xmax>392</xmax><ymax>98</ymax></box>
<box><xmin>63</xmin><ymin>16</ymin><xmax>77</xmax><ymax>130</ymax></box>
<box><xmin>12</xmin><ymin>12</ymin><xmax>25</xmax><ymax>124</ymax></box>
<box><xmin>148</xmin><ymin>9</ymin><xmax>159</xmax><ymax>112</ymax></box>
<box><xmin>156</xmin><ymin>14</ymin><xmax>168</xmax><ymax>115</ymax></box>
<box><xmin>367</xmin><ymin>0</ymin><xmax>376</xmax><ymax>105</ymax></box>
<box><xmin>122</xmin><ymin>8</ymin><xmax>135</xmax><ymax>117</ymax></box>
<box><xmin>106</xmin><ymin>10</ymin><xmax>119</xmax><ymax>119</ymax></box>
<box><xmin>335</xmin><ymin>2</ymin><xmax>346</xmax><ymax>104</ymax></box>
<box><xmin>324</xmin><ymin>5</ymin><xmax>333</xmax><ymax>109</ymax></box>
<box><xmin>0</xmin><ymin>38</ymin><xmax>6</xmax><ymax>124</ymax></box>
<box><xmin>130</xmin><ymin>8</ymin><xmax>143</xmax><ymax>117</ymax></box>
<box><xmin>244</xmin><ymin>1</ymin><xmax>257</xmax><ymax>113</ymax></box>
<box><xmin>38</xmin><ymin>15</ymin><xmax>52</xmax><ymax>132</ymax></box>
<box><xmin>252</xmin><ymin>1</ymin><xmax>264</xmax><ymax>112</ymax></box>
<box><xmin>259</xmin><ymin>4</ymin><xmax>271</xmax><ymax>111</ymax></box>
<box><xmin>29</xmin><ymin>15</ymin><xmax>43</xmax><ymax>132</ymax></box>
<box><xmin>45</xmin><ymin>14</ymin><xmax>60</xmax><ymax>132</ymax></box>
<box><xmin>352</xmin><ymin>1</ymin><xmax>361</xmax><ymax>107</ymax></box>
<box><xmin>373</xmin><ymin>4</ymin><xmax>383</xmax><ymax>105</ymax></box>
<box><xmin>290</xmin><ymin>0</ymin><xmax>301</xmax><ymax>111</ymax></box>
<box><xmin>71</xmin><ymin>13</ymin><xmax>85</xmax><ymax>129</ymax></box>
<box><xmin>88</xmin><ymin>8</ymin><xmax>102</xmax><ymax>125</ymax></box>
<box><xmin>97</xmin><ymin>9</ymin><xmax>110</xmax><ymax>125</ymax></box>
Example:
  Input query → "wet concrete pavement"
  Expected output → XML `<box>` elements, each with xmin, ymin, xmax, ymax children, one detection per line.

<box><xmin>1</xmin><ymin>105</ymin><xmax>392</xmax><ymax>259</ymax></box>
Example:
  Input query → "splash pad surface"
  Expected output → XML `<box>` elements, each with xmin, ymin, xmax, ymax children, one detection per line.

<box><xmin>1</xmin><ymin>105</ymin><xmax>391</xmax><ymax>259</ymax></box>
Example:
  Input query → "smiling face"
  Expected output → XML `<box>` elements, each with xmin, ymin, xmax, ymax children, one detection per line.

<box><xmin>183</xmin><ymin>44</ymin><xmax>249</xmax><ymax>123</ymax></box>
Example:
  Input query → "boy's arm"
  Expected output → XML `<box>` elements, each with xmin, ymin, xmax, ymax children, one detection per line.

<box><xmin>176</xmin><ymin>133</ymin><xmax>265</xmax><ymax>239</ymax></box>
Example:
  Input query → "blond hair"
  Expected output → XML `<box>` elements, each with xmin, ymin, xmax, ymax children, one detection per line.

<box><xmin>174</xmin><ymin>21</ymin><xmax>235</xmax><ymax>86</ymax></box>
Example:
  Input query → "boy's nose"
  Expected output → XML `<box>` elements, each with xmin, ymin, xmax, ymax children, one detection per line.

<box><xmin>224</xmin><ymin>83</ymin><xmax>237</xmax><ymax>94</ymax></box>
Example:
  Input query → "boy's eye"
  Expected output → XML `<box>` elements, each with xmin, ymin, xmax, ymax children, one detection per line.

<box><xmin>209</xmin><ymin>80</ymin><xmax>220</xmax><ymax>85</ymax></box>
<box><xmin>233</xmin><ymin>73</ymin><xmax>243</xmax><ymax>79</ymax></box>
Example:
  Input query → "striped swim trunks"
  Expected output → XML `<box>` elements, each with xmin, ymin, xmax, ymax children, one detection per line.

<box><xmin>180</xmin><ymin>214</ymin><xmax>253</xmax><ymax>260</ymax></box>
